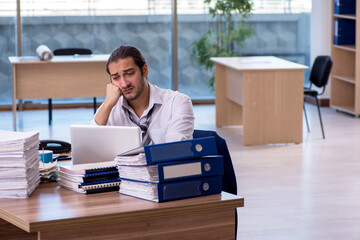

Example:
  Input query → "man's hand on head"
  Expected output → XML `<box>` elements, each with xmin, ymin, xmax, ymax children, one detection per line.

<box><xmin>104</xmin><ymin>83</ymin><xmax>122</xmax><ymax>108</ymax></box>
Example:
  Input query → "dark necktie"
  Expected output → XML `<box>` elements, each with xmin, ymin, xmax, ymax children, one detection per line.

<box><xmin>127</xmin><ymin>107</ymin><xmax>154</xmax><ymax>145</ymax></box>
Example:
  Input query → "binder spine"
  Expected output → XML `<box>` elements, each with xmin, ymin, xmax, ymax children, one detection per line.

<box><xmin>157</xmin><ymin>176</ymin><xmax>222</xmax><ymax>202</ymax></box>
<box><xmin>158</xmin><ymin>156</ymin><xmax>224</xmax><ymax>182</ymax></box>
<box><xmin>334</xmin><ymin>0</ymin><xmax>356</xmax><ymax>15</ymax></box>
<box><xmin>145</xmin><ymin>137</ymin><xmax>218</xmax><ymax>164</ymax></box>
<box><xmin>333</xmin><ymin>18</ymin><xmax>356</xmax><ymax>45</ymax></box>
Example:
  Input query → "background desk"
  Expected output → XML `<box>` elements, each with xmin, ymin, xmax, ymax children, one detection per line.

<box><xmin>0</xmin><ymin>183</ymin><xmax>243</xmax><ymax>240</ymax></box>
<box><xmin>9</xmin><ymin>55</ymin><xmax>109</xmax><ymax>131</ymax></box>
<box><xmin>211</xmin><ymin>56</ymin><xmax>308</xmax><ymax>145</ymax></box>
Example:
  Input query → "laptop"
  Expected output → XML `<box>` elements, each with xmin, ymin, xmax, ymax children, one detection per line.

<box><xmin>70</xmin><ymin>125</ymin><xmax>141</xmax><ymax>165</ymax></box>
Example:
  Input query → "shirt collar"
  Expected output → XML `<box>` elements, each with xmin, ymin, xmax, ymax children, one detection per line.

<box><xmin>149</xmin><ymin>82</ymin><xmax>163</xmax><ymax>106</ymax></box>
<box><xmin>121</xmin><ymin>96</ymin><xmax>131</xmax><ymax>112</ymax></box>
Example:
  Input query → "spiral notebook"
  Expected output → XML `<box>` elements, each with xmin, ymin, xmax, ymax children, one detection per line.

<box><xmin>58</xmin><ymin>161</ymin><xmax>117</xmax><ymax>175</ymax></box>
<box><xmin>58</xmin><ymin>178</ymin><xmax>121</xmax><ymax>194</ymax></box>
<box><xmin>58</xmin><ymin>161</ymin><xmax>121</xmax><ymax>194</ymax></box>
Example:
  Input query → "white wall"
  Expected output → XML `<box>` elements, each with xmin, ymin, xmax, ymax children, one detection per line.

<box><xmin>311</xmin><ymin>0</ymin><xmax>332</xmax><ymax>98</ymax></box>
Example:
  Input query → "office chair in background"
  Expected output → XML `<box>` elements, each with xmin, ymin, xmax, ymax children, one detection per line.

<box><xmin>303</xmin><ymin>55</ymin><xmax>333</xmax><ymax>139</ymax></box>
<box><xmin>48</xmin><ymin>48</ymin><xmax>95</xmax><ymax>125</ymax></box>
<box><xmin>53</xmin><ymin>48</ymin><xmax>92</xmax><ymax>56</ymax></box>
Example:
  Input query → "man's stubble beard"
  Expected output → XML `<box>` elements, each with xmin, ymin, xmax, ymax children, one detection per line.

<box><xmin>122</xmin><ymin>78</ymin><xmax>147</xmax><ymax>102</ymax></box>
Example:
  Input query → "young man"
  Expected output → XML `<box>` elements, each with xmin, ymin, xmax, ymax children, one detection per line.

<box><xmin>91</xmin><ymin>45</ymin><xmax>194</xmax><ymax>145</ymax></box>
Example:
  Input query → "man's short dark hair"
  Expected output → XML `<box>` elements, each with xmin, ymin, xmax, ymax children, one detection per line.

<box><xmin>106</xmin><ymin>45</ymin><xmax>146</xmax><ymax>75</ymax></box>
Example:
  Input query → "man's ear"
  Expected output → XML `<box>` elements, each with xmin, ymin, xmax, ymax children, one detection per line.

<box><xmin>142</xmin><ymin>64</ymin><xmax>149</xmax><ymax>78</ymax></box>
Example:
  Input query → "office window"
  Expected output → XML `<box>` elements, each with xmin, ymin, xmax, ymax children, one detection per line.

<box><xmin>0</xmin><ymin>0</ymin><xmax>311</xmax><ymax>106</ymax></box>
<box><xmin>19</xmin><ymin>0</ymin><xmax>172</xmax><ymax>106</ymax></box>
<box><xmin>177</xmin><ymin>2</ymin><xmax>213</xmax><ymax>100</ymax></box>
<box><xmin>178</xmin><ymin>0</ymin><xmax>312</xmax><ymax>99</ymax></box>
<box><xmin>0</xmin><ymin>0</ymin><xmax>16</xmax><ymax>106</ymax></box>
<box><xmin>252</xmin><ymin>0</ymin><xmax>311</xmax><ymax>14</ymax></box>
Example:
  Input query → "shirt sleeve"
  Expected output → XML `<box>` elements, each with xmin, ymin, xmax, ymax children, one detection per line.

<box><xmin>89</xmin><ymin>103</ymin><xmax>107</xmax><ymax>126</ymax></box>
<box><xmin>90</xmin><ymin>100</ymin><xmax>130</xmax><ymax>127</ymax></box>
<box><xmin>165</xmin><ymin>93</ymin><xmax>195</xmax><ymax>142</ymax></box>
<box><xmin>89</xmin><ymin>118</ymin><xmax>99</xmax><ymax>126</ymax></box>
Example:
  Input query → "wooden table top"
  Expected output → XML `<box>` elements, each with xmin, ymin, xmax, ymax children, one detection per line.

<box><xmin>211</xmin><ymin>56</ymin><xmax>308</xmax><ymax>71</ymax></box>
<box><xmin>0</xmin><ymin>182</ymin><xmax>244</xmax><ymax>233</ymax></box>
<box><xmin>8</xmin><ymin>54</ymin><xmax>109</xmax><ymax>64</ymax></box>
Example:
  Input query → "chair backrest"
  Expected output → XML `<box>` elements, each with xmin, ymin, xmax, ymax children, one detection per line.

<box><xmin>193</xmin><ymin>129</ymin><xmax>237</xmax><ymax>195</ymax></box>
<box><xmin>53</xmin><ymin>48</ymin><xmax>92</xmax><ymax>56</ymax></box>
<box><xmin>309</xmin><ymin>55</ymin><xmax>333</xmax><ymax>89</ymax></box>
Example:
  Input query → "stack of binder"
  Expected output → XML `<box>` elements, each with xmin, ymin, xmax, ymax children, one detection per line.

<box><xmin>115</xmin><ymin>137</ymin><xmax>224</xmax><ymax>202</ymax></box>
<box><xmin>0</xmin><ymin>130</ymin><xmax>41</xmax><ymax>198</ymax></box>
<box><xmin>58</xmin><ymin>161</ymin><xmax>121</xmax><ymax>194</ymax></box>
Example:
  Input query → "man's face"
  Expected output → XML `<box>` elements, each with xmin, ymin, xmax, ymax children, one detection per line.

<box><xmin>109</xmin><ymin>57</ymin><xmax>148</xmax><ymax>101</ymax></box>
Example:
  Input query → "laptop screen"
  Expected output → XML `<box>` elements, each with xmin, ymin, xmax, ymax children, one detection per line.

<box><xmin>70</xmin><ymin>125</ymin><xmax>141</xmax><ymax>165</ymax></box>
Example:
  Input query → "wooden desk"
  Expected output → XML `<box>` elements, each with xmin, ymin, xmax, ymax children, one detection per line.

<box><xmin>9</xmin><ymin>55</ymin><xmax>109</xmax><ymax>131</ymax></box>
<box><xmin>211</xmin><ymin>56</ymin><xmax>308</xmax><ymax>145</ymax></box>
<box><xmin>0</xmin><ymin>183</ymin><xmax>243</xmax><ymax>240</ymax></box>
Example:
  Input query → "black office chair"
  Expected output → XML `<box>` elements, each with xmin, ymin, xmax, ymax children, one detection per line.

<box><xmin>48</xmin><ymin>48</ymin><xmax>96</xmax><ymax>125</ymax></box>
<box><xmin>193</xmin><ymin>130</ymin><xmax>237</xmax><ymax>195</ymax></box>
<box><xmin>53</xmin><ymin>48</ymin><xmax>92</xmax><ymax>56</ymax></box>
<box><xmin>193</xmin><ymin>129</ymin><xmax>238</xmax><ymax>236</ymax></box>
<box><xmin>303</xmin><ymin>55</ymin><xmax>333</xmax><ymax>139</ymax></box>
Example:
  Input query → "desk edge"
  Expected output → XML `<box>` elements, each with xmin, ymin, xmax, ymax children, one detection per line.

<box><xmin>28</xmin><ymin>195</ymin><xmax>244</xmax><ymax>232</ymax></box>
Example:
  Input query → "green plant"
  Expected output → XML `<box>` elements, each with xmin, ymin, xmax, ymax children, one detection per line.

<box><xmin>191</xmin><ymin>0</ymin><xmax>254</xmax><ymax>90</ymax></box>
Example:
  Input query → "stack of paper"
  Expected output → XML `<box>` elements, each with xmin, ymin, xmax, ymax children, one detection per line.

<box><xmin>0</xmin><ymin>130</ymin><xmax>41</xmax><ymax>198</ymax></box>
<box><xmin>39</xmin><ymin>161</ymin><xmax>58</xmax><ymax>182</ymax></box>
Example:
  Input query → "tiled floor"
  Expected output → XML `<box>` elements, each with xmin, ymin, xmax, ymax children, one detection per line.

<box><xmin>1</xmin><ymin>104</ymin><xmax>360</xmax><ymax>239</ymax></box>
